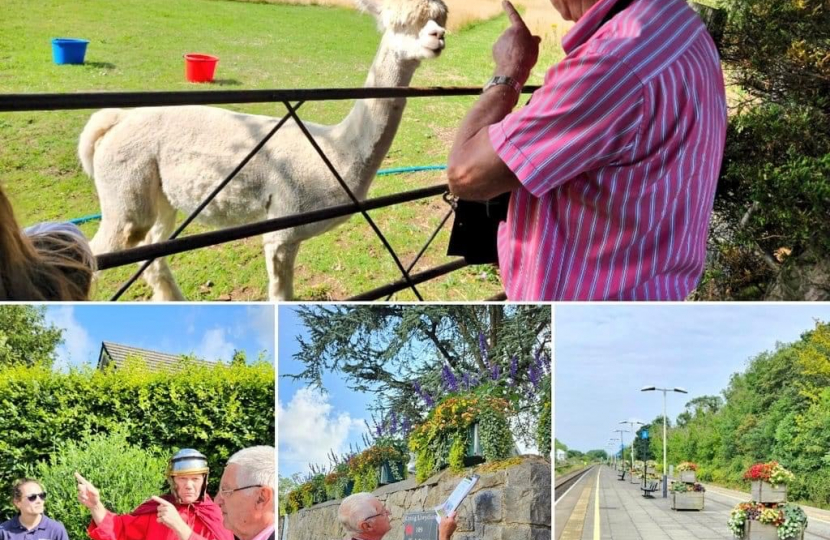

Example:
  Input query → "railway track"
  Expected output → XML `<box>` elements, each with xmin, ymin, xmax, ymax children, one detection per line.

<box><xmin>554</xmin><ymin>465</ymin><xmax>595</xmax><ymax>501</ymax></box>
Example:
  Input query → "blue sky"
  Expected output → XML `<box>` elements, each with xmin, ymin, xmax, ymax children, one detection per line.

<box><xmin>277</xmin><ymin>306</ymin><xmax>375</xmax><ymax>478</ymax></box>
<box><xmin>44</xmin><ymin>304</ymin><xmax>275</xmax><ymax>369</ymax></box>
<box><xmin>555</xmin><ymin>304</ymin><xmax>830</xmax><ymax>454</ymax></box>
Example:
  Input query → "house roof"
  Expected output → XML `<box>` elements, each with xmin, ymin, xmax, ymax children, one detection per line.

<box><xmin>97</xmin><ymin>341</ymin><xmax>215</xmax><ymax>371</ymax></box>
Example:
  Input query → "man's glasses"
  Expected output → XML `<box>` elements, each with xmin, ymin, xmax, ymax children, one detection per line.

<box><xmin>217</xmin><ymin>485</ymin><xmax>263</xmax><ymax>497</ymax></box>
<box><xmin>363</xmin><ymin>508</ymin><xmax>390</xmax><ymax>521</ymax></box>
<box><xmin>25</xmin><ymin>493</ymin><xmax>47</xmax><ymax>502</ymax></box>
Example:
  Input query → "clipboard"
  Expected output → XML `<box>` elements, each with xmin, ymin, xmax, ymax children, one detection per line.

<box><xmin>433</xmin><ymin>474</ymin><xmax>479</xmax><ymax>523</ymax></box>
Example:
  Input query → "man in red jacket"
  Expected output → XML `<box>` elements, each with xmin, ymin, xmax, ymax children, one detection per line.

<box><xmin>76</xmin><ymin>449</ymin><xmax>233</xmax><ymax>540</ymax></box>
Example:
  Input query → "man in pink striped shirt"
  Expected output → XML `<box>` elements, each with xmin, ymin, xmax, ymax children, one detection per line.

<box><xmin>447</xmin><ymin>0</ymin><xmax>727</xmax><ymax>300</ymax></box>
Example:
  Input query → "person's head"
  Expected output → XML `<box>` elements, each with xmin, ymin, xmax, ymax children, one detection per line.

<box><xmin>338</xmin><ymin>493</ymin><xmax>392</xmax><ymax>540</ymax></box>
<box><xmin>0</xmin><ymin>185</ymin><xmax>95</xmax><ymax>300</ymax></box>
<box><xmin>167</xmin><ymin>449</ymin><xmax>210</xmax><ymax>504</ymax></box>
<box><xmin>215</xmin><ymin>446</ymin><xmax>275</xmax><ymax>540</ymax></box>
<box><xmin>550</xmin><ymin>0</ymin><xmax>601</xmax><ymax>22</ymax></box>
<box><xmin>11</xmin><ymin>478</ymin><xmax>46</xmax><ymax>518</ymax></box>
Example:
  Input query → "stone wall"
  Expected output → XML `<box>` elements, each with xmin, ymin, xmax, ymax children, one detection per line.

<box><xmin>282</xmin><ymin>456</ymin><xmax>551</xmax><ymax>540</ymax></box>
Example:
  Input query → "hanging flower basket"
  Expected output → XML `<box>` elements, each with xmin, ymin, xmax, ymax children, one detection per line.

<box><xmin>464</xmin><ymin>421</ymin><xmax>485</xmax><ymax>466</ymax></box>
<box><xmin>379</xmin><ymin>460</ymin><xmax>406</xmax><ymax>486</ymax></box>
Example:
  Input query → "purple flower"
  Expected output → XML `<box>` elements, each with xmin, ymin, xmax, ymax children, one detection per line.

<box><xmin>390</xmin><ymin>411</ymin><xmax>398</xmax><ymax>434</ymax></box>
<box><xmin>509</xmin><ymin>355</ymin><xmax>518</xmax><ymax>387</ymax></box>
<box><xmin>442</xmin><ymin>364</ymin><xmax>459</xmax><ymax>392</ymax></box>
<box><xmin>401</xmin><ymin>417</ymin><xmax>411</xmax><ymax>435</ymax></box>
<box><xmin>478</xmin><ymin>333</ymin><xmax>489</xmax><ymax>362</ymax></box>
<box><xmin>529</xmin><ymin>362</ymin><xmax>541</xmax><ymax>390</ymax></box>
<box><xmin>424</xmin><ymin>392</ymin><xmax>435</xmax><ymax>408</ymax></box>
<box><xmin>462</xmin><ymin>372</ymin><xmax>472</xmax><ymax>391</ymax></box>
<box><xmin>490</xmin><ymin>363</ymin><xmax>500</xmax><ymax>381</ymax></box>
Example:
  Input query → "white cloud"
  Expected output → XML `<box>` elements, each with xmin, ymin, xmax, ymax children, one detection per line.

<box><xmin>45</xmin><ymin>307</ymin><xmax>96</xmax><ymax>369</ymax></box>
<box><xmin>245</xmin><ymin>306</ymin><xmax>275</xmax><ymax>359</ymax></box>
<box><xmin>278</xmin><ymin>387</ymin><xmax>364</xmax><ymax>472</ymax></box>
<box><xmin>195</xmin><ymin>327</ymin><xmax>236</xmax><ymax>362</ymax></box>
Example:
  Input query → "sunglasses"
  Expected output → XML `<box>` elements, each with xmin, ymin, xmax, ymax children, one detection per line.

<box><xmin>25</xmin><ymin>492</ymin><xmax>47</xmax><ymax>502</ymax></box>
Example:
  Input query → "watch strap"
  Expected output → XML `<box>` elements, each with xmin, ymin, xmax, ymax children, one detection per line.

<box><xmin>483</xmin><ymin>75</ymin><xmax>523</xmax><ymax>96</ymax></box>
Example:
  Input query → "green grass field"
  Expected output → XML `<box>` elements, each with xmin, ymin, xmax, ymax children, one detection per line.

<box><xmin>0</xmin><ymin>0</ymin><xmax>562</xmax><ymax>301</ymax></box>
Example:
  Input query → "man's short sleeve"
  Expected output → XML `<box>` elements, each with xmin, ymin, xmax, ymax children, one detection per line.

<box><xmin>489</xmin><ymin>53</ymin><xmax>645</xmax><ymax>197</ymax></box>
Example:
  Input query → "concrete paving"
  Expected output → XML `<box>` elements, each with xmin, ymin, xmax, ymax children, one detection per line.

<box><xmin>555</xmin><ymin>466</ymin><xmax>830</xmax><ymax>540</ymax></box>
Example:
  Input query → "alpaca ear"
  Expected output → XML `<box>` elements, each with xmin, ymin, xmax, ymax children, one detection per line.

<box><xmin>355</xmin><ymin>0</ymin><xmax>382</xmax><ymax>18</ymax></box>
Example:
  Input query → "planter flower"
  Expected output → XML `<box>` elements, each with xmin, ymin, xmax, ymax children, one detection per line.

<box><xmin>727</xmin><ymin>502</ymin><xmax>807</xmax><ymax>539</ymax></box>
<box><xmin>676</xmin><ymin>462</ymin><xmax>699</xmax><ymax>483</ymax></box>
<box><xmin>409</xmin><ymin>389</ymin><xmax>513</xmax><ymax>482</ymax></box>
<box><xmin>670</xmin><ymin>482</ymin><xmax>705</xmax><ymax>510</ymax></box>
<box><xmin>348</xmin><ymin>440</ymin><xmax>407</xmax><ymax>492</ymax></box>
<box><xmin>324</xmin><ymin>461</ymin><xmax>354</xmax><ymax>500</ymax></box>
<box><xmin>744</xmin><ymin>462</ymin><xmax>795</xmax><ymax>503</ymax></box>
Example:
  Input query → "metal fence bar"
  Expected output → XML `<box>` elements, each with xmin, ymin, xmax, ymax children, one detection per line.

<box><xmin>110</xmin><ymin>101</ymin><xmax>305</xmax><ymax>300</ymax></box>
<box><xmin>348</xmin><ymin>259</ymin><xmax>468</xmax><ymax>301</ymax></box>
<box><xmin>0</xmin><ymin>86</ymin><xmax>541</xmax><ymax>111</ymax></box>
<box><xmin>385</xmin><ymin>207</ymin><xmax>454</xmax><ymax>301</ymax></box>
<box><xmin>282</xmin><ymin>100</ymin><xmax>423</xmax><ymax>300</ymax></box>
<box><xmin>97</xmin><ymin>184</ymin><xmax>448</xmax><ymax>270</ymax></box>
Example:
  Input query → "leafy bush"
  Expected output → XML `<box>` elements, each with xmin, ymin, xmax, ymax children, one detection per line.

<box><xmin>8</xmin><ymin>430</ymin><xmax>168</xmax><ymax>540</ymax></box>
<box><xmin>710</xmin><ymin>0</ymin><xmax>830</xmax><ymax>297</ymax></box>
<box><xmin>0</xmin><ymin>361</ymin><xmax>275</xmax><ymax>493</ymax></box>
<box><xmin>409</xmin><ymin>386</ymin><xmax>514</xmax><ymax>482</ymax></box>
<box><xmin>536</xmin><ymin>375</ymin><xmax>552</xmax><ymax>457</ymax></box>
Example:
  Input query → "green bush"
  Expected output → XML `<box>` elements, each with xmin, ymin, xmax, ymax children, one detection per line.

<box><xmin>536</xmin><ymin>375</ymin><xmax>552</xmax><ymax>457</ymax></box>
<box><xmin>7</xmin><ymin>430</ymin><xmax>168</xmax><ymax>540</ymax></box>
<box><xmin>0</xmin><ymin>361</ymin><xmax>275</xmax><ymax>494</ymax></box>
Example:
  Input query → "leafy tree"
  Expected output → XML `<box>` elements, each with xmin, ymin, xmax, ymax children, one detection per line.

<box><xmin>0</xmin><ymin>306</ymin><xmax>62</xmax><ymax>368</ymax></box>
<box><xmin>585</xmin><ymin>449</ymin><xmax>608</xmax><ymax>461</ymax></box>
<box><xmin>286</xmin><ymin>305</ymin><xmax>551</xmax><ymax>444</ymax></box>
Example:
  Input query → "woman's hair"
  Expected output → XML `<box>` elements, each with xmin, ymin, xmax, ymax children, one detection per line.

<box><xmin>0</xmin><ymin>185</ymin><xmax>95</xmax><ymax>301</ymax></box>
<box><xmin>11</xmin><ymin>478</ymin><xmax>42</xmax><ymax>501</ymax></box>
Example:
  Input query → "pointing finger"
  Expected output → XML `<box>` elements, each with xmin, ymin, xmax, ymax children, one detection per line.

<box><xmin>503</xmin><ymin>1</ymin><xmax>529</xmax><ymax>30</ymax></box>
<box><xmin>151</xmin><ymin>496</ymin><xmax>171</xmax><ymax>507</ymax></box>
<box><xmin>74</xmin><ymin>472</ymin><xmax>89</xmax><ymax>486</ymax></box>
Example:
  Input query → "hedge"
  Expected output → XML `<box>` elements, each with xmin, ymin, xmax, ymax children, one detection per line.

<box><xmin>0</xmin><ymin>360</ymin><xmax>275</xmax><ymax>500</ymax></box>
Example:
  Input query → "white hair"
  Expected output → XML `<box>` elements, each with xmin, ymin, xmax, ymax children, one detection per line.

<box><xmin>227</xmin><ymin>446</ymin><xmax>275</xmax><ymax>491</ymax></box>
<box><xmin>338</xmin><ymin>492</ymin><xmax>379</xmax><ymax>534</ymax></box>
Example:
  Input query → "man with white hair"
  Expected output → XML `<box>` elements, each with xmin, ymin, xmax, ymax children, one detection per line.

<box><xmin>338</xmin><ymin>493</ymin><xmax>457</xmax><ymax>540</ymax></box>
<box><xmin>215</xmin><ymin>446</ymin><xmax>275</xmax><ymax>540</ymax></box>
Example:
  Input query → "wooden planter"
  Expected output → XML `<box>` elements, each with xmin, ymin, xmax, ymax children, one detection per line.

<box><xmin>464</xmin><ymin>422</ymin><xmax>485</xmax><ymax>466</ymax></box>
<box><xmin>750</xmin><ymin>480</ymin><xmax>787</xmax><ymax>504</ymax></box>
<box><xmin>671</xmin><ymin>491</ymin><xmax>704</xmax><ymax>510</ymax></box>
<box><xmin>378</xmin><ymin>461</ymin><xmax>405</xmax><ymax>486</ymax></box>
<box><xmin>745</xmin><ymin>520</ymin><xmax>804</xmax><ymax>540</ymax></box>
<box><xmin>679</xmin><ymin>471</ymin><xmax>696</xmax><ymax>483</ymax></box>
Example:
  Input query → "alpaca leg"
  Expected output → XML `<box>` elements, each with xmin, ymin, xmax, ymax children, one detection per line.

<box><xmin>139</xmin><ymin>198</ymin><xmax>184</xmax><ymax>301</ymax></box>
<box><xmin>263</xmin><ymin>236</ymin><xmax>300</xmax><ymax>301</ymax></box>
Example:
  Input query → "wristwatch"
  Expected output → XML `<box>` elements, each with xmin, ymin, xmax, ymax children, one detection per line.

<box><xmin>482</xmin><ymin>75</ymin><xmax>523</xmax><ymax>96</ymax></box>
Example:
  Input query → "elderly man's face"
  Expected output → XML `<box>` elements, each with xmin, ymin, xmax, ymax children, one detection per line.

<box><xmin>215</xmin><ymin>464</ymin><xmax>256</xmax><ymax>535</ymax></box>
<box><xmin>360</xmin><ymin>498</ymin><xmax>392</xmax><ymax>537</ymax></box>
<box><xmin>173</xmin><ymin>475</ymin><xmax>204</xmax><ymax>504</ymax></box>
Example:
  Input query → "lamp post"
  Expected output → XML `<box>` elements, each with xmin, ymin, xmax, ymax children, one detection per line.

<box><xmin>641</xmin><ymin>386</ymin><xmax>688</xmax><ymax>498</ymax></box>
<box><xmin>609</xmin><ymin>438</ymin><xmax>619</xmax><ymax>469</ymax></box>
<box><xmin>612</xmin><ymin>429</ymin><xmax>629</xmax><ymax>476</ymax></box>
<box><xmin>620</xmin><ymin>420</ymin><xmax>644</xmax><ymax>483</ymax></box>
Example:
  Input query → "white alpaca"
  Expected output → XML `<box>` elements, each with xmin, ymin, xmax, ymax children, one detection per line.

<box><xmin>78</xmin><ymin>0</ymin><xmax>448</xmax><ymax>300</ymax></box>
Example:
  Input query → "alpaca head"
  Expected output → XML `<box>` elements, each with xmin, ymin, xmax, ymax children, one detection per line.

<box><xmin>357</xmin><ymin>0</ymin><xmax>448</xmax><ymax>61</ymax></box>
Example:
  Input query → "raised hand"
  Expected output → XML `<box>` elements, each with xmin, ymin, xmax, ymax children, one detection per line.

<box><xmin>150</xmin><ymin>497</ymin><xmax>192</xmax><ymax>540</ymax></box>
<box><xmin>75</xmin><ymin>472</ymin><xmax>101</xmax><ymax>509</ymax></box>
<box><xmin>439</xmin><ymin>511</ymin><xmax>458</xmax><ymax>540</ymax></box>
<box><xmin>492</xmin><ymin>1</ymin><xmax>541</xmax><ymax>85</ymax></box>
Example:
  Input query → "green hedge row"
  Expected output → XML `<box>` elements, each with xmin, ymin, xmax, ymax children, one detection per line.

<box><xmin>0</xmin><ymin>360</ymin><xmax>275</xmax><ymax>500</ymax></box>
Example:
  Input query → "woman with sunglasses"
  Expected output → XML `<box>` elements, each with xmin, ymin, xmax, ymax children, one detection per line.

<box><xmin>0</xmin><ymin>478</ymin><xmax>69</xmax><ymax>540</ymax></box>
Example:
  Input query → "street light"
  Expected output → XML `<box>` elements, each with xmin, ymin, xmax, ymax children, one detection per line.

<box><xmin>612</xmin><ymin>429</ymin><xmax>629</xmax><ymax>476</ymax></box>
<box><xmin>609</xmin><ymin>438</ymin><xmax>620</xmax><ymax>469</ymax></box>
<box><xmin>620</xmin><ymin>420</ymin><xmax>644</xmax><ymax>483</ymax></box>
<box><xmin>641</xmin><ymin>386</ymin><xmax>688</xmax><ymax>497</ymax></box>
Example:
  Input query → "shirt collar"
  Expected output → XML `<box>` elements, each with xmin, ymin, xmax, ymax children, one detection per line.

<box><xmin>562</xmin><ymin>0</ymin><xmax>632</xmax><ymax>54</ymax></box>
<box><xmin>9</xmin><ymin>516</ymin><xmax>47</xmax><ymax>531</ymax></box>
<box><xmin>250</xmin><ymin>524</ymin><xmax>275</xmax><ymax>540</ymax></box>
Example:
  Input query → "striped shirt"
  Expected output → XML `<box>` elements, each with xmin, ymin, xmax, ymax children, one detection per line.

<box><xmin>489</xmin><ymin>0</ymin><xmax>727</xmax><ymax>300</ymax></box>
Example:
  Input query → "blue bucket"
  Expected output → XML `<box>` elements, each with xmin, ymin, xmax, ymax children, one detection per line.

<box><xmin>52</xmin><ymin>38</ymin><xmax>89</xmax><ymax>65</ymax></box>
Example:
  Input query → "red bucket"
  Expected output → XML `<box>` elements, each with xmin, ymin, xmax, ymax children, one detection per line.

<box><xmin>184</xmin><ymin>53</ymin><xmax>218</xmax><ymax>83</ymax></box>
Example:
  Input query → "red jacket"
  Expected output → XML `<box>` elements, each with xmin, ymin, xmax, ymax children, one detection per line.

<box><xmin>88</xmin><ymin>494</ymin><xmax>232</xmax><ymax>540</ymax></box>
